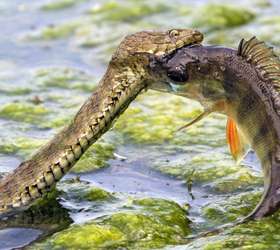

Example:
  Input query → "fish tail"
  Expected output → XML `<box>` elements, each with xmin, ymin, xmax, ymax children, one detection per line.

<box><xmin>243</xmin><ymin>157</ymin><xmax>280</xmax><ymax>219</ymax></box>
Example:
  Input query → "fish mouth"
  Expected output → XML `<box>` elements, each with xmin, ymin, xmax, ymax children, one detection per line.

<box><xmin>149</xmin><ymin>58</ymin><xmax>189</xmax><ymax>95</ymax></box>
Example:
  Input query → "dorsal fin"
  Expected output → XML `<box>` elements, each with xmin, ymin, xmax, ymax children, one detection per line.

<box><xmin>238</xmin><ymin>37</ymin><xmax>280</xmax><ymax>115</ymax></box>
<box><xmin>238</xmin><ymin>36</ymin><xmax>280</xmax><ymax>89</ymax></box>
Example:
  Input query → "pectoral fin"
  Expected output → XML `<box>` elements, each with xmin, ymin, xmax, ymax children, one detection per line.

<box><xmin>176</xmin><ymin>100</ymin><xmax>227</xmax><ymax>133</ymax></box>
<box><xmin>176</xmin><ymin>110</ymin><xmax>211</xmax><ymax>132</ymax></box>
<box><xmin>226</xmin><ymin>117</ymin><xmax>246</xmax><ymax>162</ymax></box>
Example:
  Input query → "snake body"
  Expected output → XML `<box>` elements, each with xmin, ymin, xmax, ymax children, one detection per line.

<box><xmin>0</xmin><ymin>29</ymin><xmax>203</xmax><ymax>217</ymax></box>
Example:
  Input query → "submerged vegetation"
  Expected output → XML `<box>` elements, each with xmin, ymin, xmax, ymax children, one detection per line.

<box><xmin>0</xmin><ymin>0</ymin><xmax>279</xmax><ymax>249</ymax></box>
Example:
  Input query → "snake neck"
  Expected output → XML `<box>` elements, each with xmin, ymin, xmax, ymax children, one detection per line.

<box><xmin>0</xmin><ymin>60</ymin><xmax>148</xmax><ymax>216</ymax></box>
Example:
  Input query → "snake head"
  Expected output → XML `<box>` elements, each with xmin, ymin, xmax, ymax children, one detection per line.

<box><xmin>114</xmin><ymin>29</ymin><xmax>204</xmax><ymax>60</ymax></box>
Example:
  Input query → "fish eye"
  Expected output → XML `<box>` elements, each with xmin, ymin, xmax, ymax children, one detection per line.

<box><xmin>167</xmin><ymin>66</ymin><xmax>188</xmax><ymax>83</ymax></box>
<box><xmin>169</xmin><ymin>29</ymin><xmax>180</xmax><ymax>38</ymax></box>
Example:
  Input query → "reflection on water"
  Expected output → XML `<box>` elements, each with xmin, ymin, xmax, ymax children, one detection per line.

<box><xmin>0</xmin><ymin>228</ymin><xmax>41</xmax><ymax>250</ymax></box>
<box><xmin>0</xmin><ymin>190</ymin><xmax>72</xmax><ymax>249</ymax></box>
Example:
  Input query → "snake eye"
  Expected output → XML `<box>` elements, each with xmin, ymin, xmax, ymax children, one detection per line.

<box><xmin>169</xmin><ymin>29</ymin><xmax>180</xmax><ymax>38</ymax></box>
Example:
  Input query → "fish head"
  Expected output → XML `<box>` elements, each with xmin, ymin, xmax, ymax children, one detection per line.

<box><xmin>149</xmin><ymin>44</ymin><xmax>226</xmax><ymax>107</ymax></box>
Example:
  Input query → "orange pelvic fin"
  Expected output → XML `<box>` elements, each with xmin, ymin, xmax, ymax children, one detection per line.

<box><xmin>226</xmin><ymin>117</ymin><xmax>246</xmax><ymax>162</ymax></box>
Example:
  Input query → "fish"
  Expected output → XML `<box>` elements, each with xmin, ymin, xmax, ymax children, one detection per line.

<box><xmin>150</xmin><ymin>37</ymin><xmax>280</xmax><ymax>220</ymax></box>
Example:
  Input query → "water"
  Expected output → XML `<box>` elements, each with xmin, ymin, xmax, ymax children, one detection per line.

<box><xmin>0</xmin><ymin>228</ymin><xmax>41</xmax><ymax>250</ymax></box>
<box><xmin>0</xmin><ymin>0</ymin><xmax>278</xmax><ymax>249</ymax></box>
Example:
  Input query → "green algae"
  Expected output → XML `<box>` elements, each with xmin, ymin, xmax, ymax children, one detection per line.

<box><xmin>44</xmin><ymin>116</ymin><xmax>71</xmax><ymax>129</ymax></box>
<box><xmin>0</xmin><ymin>87</ymin><xmax>32</xmax><ymax>96</ymax></box>
<box><xmin>41</xmin><ymin>0</ymin><xmax>87</xmax><ymax>11</ymax></box>
<box><xmin>154</xmin><ymin>153</ymin><xmax>234</xmax><ymax>181</ymax></box>
<box><xmin>53</xmin><ymin>224</ymin><xmax>126</xmax><ymax>249</ymax></box>
<box><xmin>211</xmin><ymin>170</ymin><xmax>262</xmax><ymax>193</ymax></box>
<box><xmin>258</xmin><ymin>16</ymin><xmax>280</xmax><ymax>25</ymax></box>
<box><xmin>115</xmin><ymin>92</ymin><xmax>226</xmax><ymax>146</ymax></box>
<box><xmin>200</xmin><ymin>215</ymin><xmax>280</xmax><ymax>250</ymax></box>
<box><xmin>187</xmin><ymin>163</ymin><xmax>237</xmax><ymax>183</ymax></box>
<box><xmin>84</xmin><ymin>187</ymin><xmax>114</xmax><ymax>201</ymax></box>
<box><xmin>194</xmin><ymin>4</ymin><xmax>255</xmax><ymax>29</ymax></box>
<box><xmin>31</xmin><ymin>0</ymin><xmax>170</xmax><ymax>43</ymax></box>
<box><xmin>0</xmin><ymin>137</ymin><xmax>46</xmax><ymax>158</ymax></box>
<box><xmin>115</xmin><ymin>107</ymin><xmax>174</xmax><ymax>144</ymax></box>
<box><xmin>34</xmin><ymin>67</ymin><xmax>96</xmax><ymax>92</ymax></box>
<box><xmin>176</xmin><ymin>6</ymin><xmax>191</xmax><ymax>16</ymax></box>
<box><xmin>31</xmin><ymin>21</ymin><xmax>81</xmax><ymax>40</ymax></box>
<box><xmin>101</xmin><ymin>213</ymin><xmax>184</xmax><ymax>249</ymax></box>
<box><xmin>32</xmin><ymin>197</ymin><xmax>190</xmax><ymax>249</ymax></box>
<box><xmin>132</xmin><ymin>198</ymin><xmax>191</xmax><ymax>236</ymax></box>
<box><xmin>0</xmin><ymin>102</ymin><xmax>49</xmax><ymax>123</ymax></box>
<box><xmin>185</xmin><ymin>191</ymin><xmax>280</xmax><ymax>249</ymax></box>
<box><xmin>156</xmin><ymin>156</ymin><xmax>262</xmax><ymax>194</ymax></box>
<box><xmin>88</xmin><ymin>1</ymin><xmax>169</xmax><ymax>23</ymax></box>
<box><xmin>58</xmin><ymin>178</ymin><xmax>116</xmax><ymax>206</ymax></box>
<box><xmin>253</xmin><ymin>0</ymin><xmax>271</xmax><ymax>7</ymax></box>
<box><xmin>203</xmin><ymin>29</ymin><xmax>251</xmax><ymax>49</ymax></box>
<box><xmin>73</xmin><ymin>22</ymin><xmax>127</xmax><ymax>49</ymax></box>
<box><xmin>115</xmin><ymin>91</ymin><xmax>204</xmax><ymax>145</ymax></box>
<box><xmin>202</xmin><ymin>191</ymin><xmax>262</xmax><ymax>223</ymax></box>
<box><xmin>189</xmin><ymin>154</ymin><xmax>235</xmax><ymax>174</ymax></box>
<box><xmin>255</xmin><ymin>16</ymin><xmax>280</xmax><ymax>46</ymax></box>
<box><xmin>88</xmin><ymin>1</ymin><xmax>118</xmax><ymax>15</ymax></box>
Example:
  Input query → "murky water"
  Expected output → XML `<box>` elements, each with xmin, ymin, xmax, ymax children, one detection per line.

<box><xmin>0</xmin><ymin>0</ymin><xmax>279</xmax><ymax>249</ymax></box>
